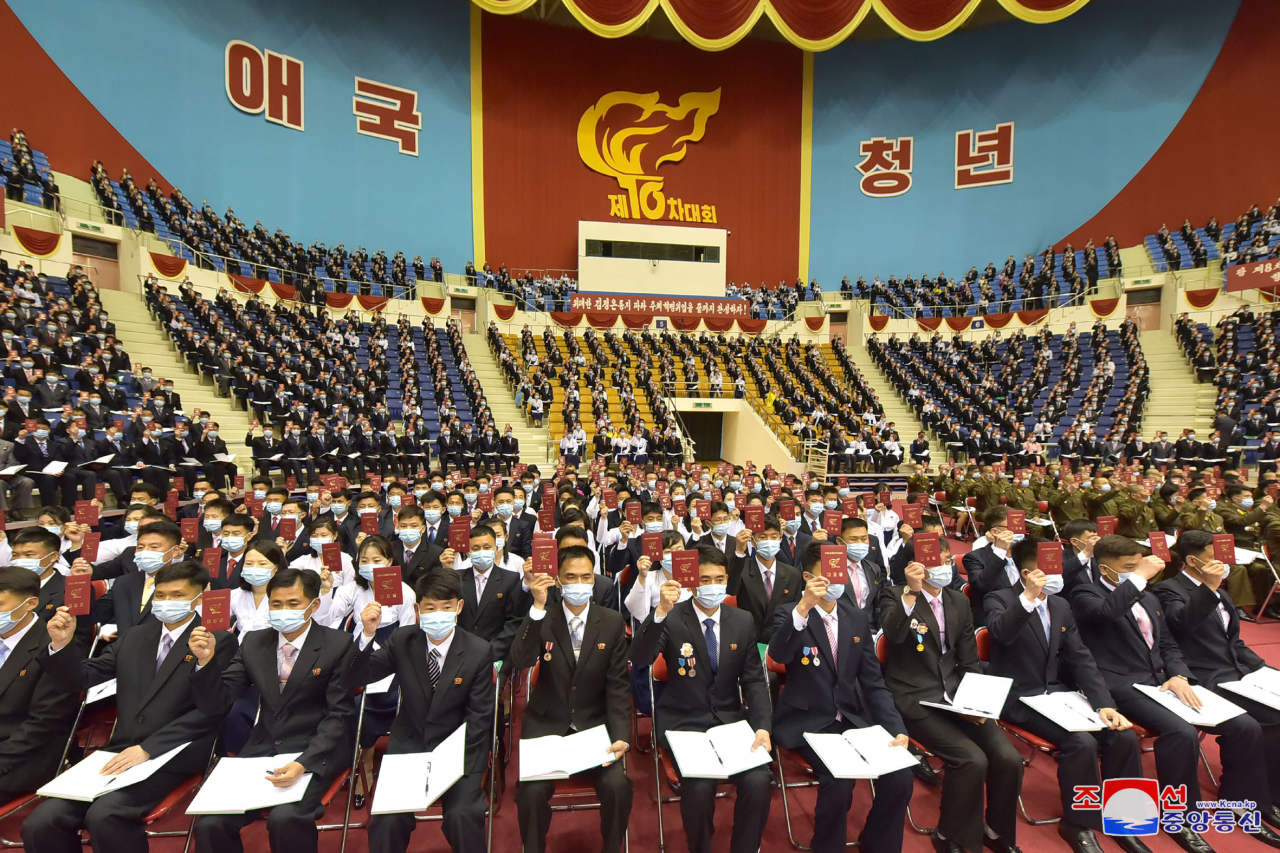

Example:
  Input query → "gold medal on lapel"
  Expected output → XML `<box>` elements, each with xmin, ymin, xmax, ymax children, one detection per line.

<box><xmin>916</xmin><ymin>643</ymin><xmax>925</xmax><ymax>652</ymax></box>
<box><xmin>680</xmin><ymin>643</ymin><xmax>694</xmax><ymax>657</ymax></box>
<box><xmin>801</xmin><ymin>656</ymin><xmax>810</xmax><ymax>665</ymax></box>
<box><xmin>544</xmin><ymin>652</ymin><xmax>552</xmax><ymax>661</ymax></box>
<box><xmin>678</xmin><ymin>667</ymin><xmax>686</xmax><ymax>676</ymax></box>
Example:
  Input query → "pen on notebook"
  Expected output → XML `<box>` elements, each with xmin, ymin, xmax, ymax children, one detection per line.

<box><xmin>707</xmin><ymin>741</ymin><xmax>725</xmax><ymax>767</ymax></box>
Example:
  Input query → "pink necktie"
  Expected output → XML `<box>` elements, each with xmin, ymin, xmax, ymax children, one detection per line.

<box><xmin>764</xmin><ymin>568</ymin><xmax>773</xmax><ymax>599</ymax></box>
<box><xmin>824</xmin><ymin>616</ymin><xmax>838</xmax><ymax>667</ymax></box>
<box><xmin>930</xmin><ymin>595</ymin><xmax>947</xmax><ymax>651</ymax></box>
<box><xmin>279</xmin><ymin>642</ymin><xmax>297</xmax><ymax>690</ymax></box>
<box><xmin>852</xmin><ymin>564</ymin><xmax>863</xmax><ymax>608</ymax></box>
<box><xmin>1133</xmin><ymin>604</ymin><xmax>1154</xmax><ymax>648</ymax></box>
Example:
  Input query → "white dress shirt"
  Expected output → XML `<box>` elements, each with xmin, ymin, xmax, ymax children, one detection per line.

<box><xmin>322</xmin><ymin>580</ymin><xmax>417</xmax><ymax>638</ymax></box>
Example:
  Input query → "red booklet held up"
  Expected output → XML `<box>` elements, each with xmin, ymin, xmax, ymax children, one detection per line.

<box><xmin>695</xmin><ymin>499</ymin><xmax>711</xmax><ymax>521</ymax></box>
<box><xmin>843</xmin><ymin>497</ymin><xmax>858</xmax><ymax>517</ymax></box>
<box><xmin>538</xmin><ymin>504</ymin><xmax>554</xmax><ymax>532</ymax></box>
<box><xmin>449</xmin><ymin>521</ymin><xmax>471</xmax><ymax>554</ymax></box>
<box><xmin>322</xmin><ymin>542</ymin><xmax>342</xmax><ymax>572</ymax></box>
<box><xmin>201</xmin><ymin>589</ymin><xmax>231</xmax><ymax>631</ymax></box>
<box><xmin>914</xmin><ymin>532</ymin><xmax>941</xmax><ymax>568</ymax></box>
<box><xmin>641</xmin><ymin>532</ymin><xmax>663</xmax><ymax>562</ymax></box>
<box><xmin>1095</xmin><ymin>516</ymin><xmax>1117</xmax><ymax>537</ymax></box>
<box><xmin>94</xmin><ymin>482</ymin><xmax>106</xmax><ymax>502</ymax></box>
<box><xmin>819</xmin><ymin>545</ymin><xmax>848</xmax><ymax>584</ymax></box>
<box><xmin>279</xmin><ymin>517</ymin><xmax>297</xmax><ymax>542</ymax></box>
<box><xmin>202</xmin><ymin>547</ymin><xmax>222</xmax><ymax>577</ymax></box>
<box><xmin>361</xmin><ymin>513</ymin><xmax>379</xmax><ymax>535</ymax></box>
<box><xmin>1149</xmin><ymin>531</ymin><xmax>1171</xmax><ymax>563</ymax></box>
<box><xmin>477</xmin><ymin>493</ymin><xmax>493</xmax><ymax>513</ymax></box>
<box><xmin>779</xmin><ymin>500</ymin><xmax>796</xmax><ymax>522</ymax></box>
<box><xmin>672</xmin><ymin>497</ymin><xmax>686</xmax><ymax>517</ymax></box>
<box><xmin>1037</xmin><ymin>542</ymin><xmax>1063</xmax><ymax>575</ymax></box>
<box><xmin>180</xmin><ymin>517</ymin><xmax>198</xmax><ymax>544</ymax></box>
<box><xmin>603</xmin><ymin>489</ymin><xmax>618</xmax><ymax>510</ymax></box>
<box><xmin>879</xmin><ymin>490</ymin><xmax>893</xmax><ymax>507</ymax></box>
<box><xmin>903</xmin><ymin>503</ymin><xmax>923</xmax><ymax>528</ymax></box>
<box><xmin>81</xmin><ymin>532</ymin><xmax>101</xmax><ymax>563</ymax></box>
<box><xmin>532</xmin><ymin>539</ymin><xmax>558</xmax><ymax>575</ymax></box>
<box><xmin>373</xmin><ymin>566</ymin><xmax>403</xmax><ymax>606</ymax></box>
<box><xmin>74</xmin><ymin>501</ymin><xmax>99</xmax><ymax>527</ymax></box>
<box><xmin>823</xmin><ymin>510</ymin><xmax>842</xmax><ymax>537</ymax></box>
<box><xmin>173</xmin><ymin>476</ymin><xmax>186</xmax><ymax>492</ymax></box>
<box><xmin>1005</xmin><ymin>510</ymin><xmax>1026</xmax><ymax>535</ymax></box>
<box><xmin>625</xmin><ymin>502</ymin><xmax>642</xmax><ymax>525</ymax></box>
<box><xmin>744</xmin><ymin>505</ymin><xmax>765</xmax><ymax>533</ymax></box>
<box><xmin>672</xmin><ymin>550</ymin><xmax>700</xmax><ymax>589</ymax></box>
<box><xmin>1213</xmin><ymin>533</ymin><xmax>1236</xmax><ymax>565</ymax></box>
<box><xmin>64</xmin><ymin>575</ymin><xmax>92</xmax><ymax>616</ymax></box>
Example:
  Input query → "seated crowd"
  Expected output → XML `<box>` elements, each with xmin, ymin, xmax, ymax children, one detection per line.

<box><xmin>1156</xmin><ymin>199</ymin><xmax>1280</xmax><ymax>272</ymax></box>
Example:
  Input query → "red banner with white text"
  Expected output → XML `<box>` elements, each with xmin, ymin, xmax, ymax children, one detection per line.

<box><xmin>1226</xmin><ymin>259</ymin><xmax>1280</xmax><ymax>293</ymax></box>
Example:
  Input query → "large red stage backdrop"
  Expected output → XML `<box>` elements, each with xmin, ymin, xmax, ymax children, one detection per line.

<box><xmin>480</xmin><ymin>13</ymin><xmax>802</xmax><ymax>286</ymax></box>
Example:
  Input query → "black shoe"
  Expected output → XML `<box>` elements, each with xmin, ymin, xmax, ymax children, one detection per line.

<box><xmin>930</xmin><ymin>832</ymin><xmax>965</xmax><ymax>853</ymax></box>
<box><xmin>1113</xmin><ymin>836</ymin><xmax>1153</xmax><ymax>853</ymax></box>
<box><xmin>1262</xmin><ymin>805</ymin><xmax>1280</xmax><ymax>831</ymax></box>
<box><xmin>1166</xmin><ymin>827</ymin><xmax>1216</xmax><ymax>853</ymax></box>
<box><xmin>981</xmin><ymin>834</ymin><xmax>1023</xmax><ymax>853</ymax></box>
<box><xmin>911</xmin><ymin>753</ymin><xmax>943</xmax><ymax>787</ymax></box>
<box><xmin>1239</xmin><ymin>607</ymin><xmax>1258</xmax><ymax>623</ymax></box>
<box><xmin>1252</xmin><ymin>823</ymin><xmax>1280</xmax><ymax>849</ymax></box>
<box><xmin>1056</xmin><ymin>822</ymin><xmax>1103</xmax><ymax>853</ymax></box>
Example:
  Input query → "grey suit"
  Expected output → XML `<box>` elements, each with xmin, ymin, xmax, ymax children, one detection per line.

<box><xmin>0</xmin><ymin>438</ymin><xmax>35</xmax><ymax>513</ymax></box>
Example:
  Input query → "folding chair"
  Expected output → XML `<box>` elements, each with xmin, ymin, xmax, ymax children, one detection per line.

<box><xmin>1255</xmin><ymin>545</ymin><xmax>1280</xmax><ymax>623</ymax></box>
<box><xmin>875</xmin><ymin>634</ymin><xmax>937</xmax><ymax>835</ymax></box>
<box><xmin>974</xmin><ymin>627</ymin><xmax>1059</xmax><ymax>826</ymax></box>
<box><xmin>931</xmin><ymin>491</ymin><xmax>958</xmax><ymax>540</ymax></box>
<box><xmin>0</xmin><ymin>794</ymin><xmax>41</xmax><ymax>848</ymax></box>
<box><xmin>960</xmin><ymin>497</ymin><xmax>981</xmax><ymax>540</ymax></box>
<box><xmin>1036</xmin><ymin>501</ymin><xmax>1059</xmax><ymax>540</ymax></box>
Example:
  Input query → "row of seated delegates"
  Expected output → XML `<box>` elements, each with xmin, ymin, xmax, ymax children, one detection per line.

<box><xmin>1219</xmin><ymin>201</ymin><xmax>1280</xmax><ymax>267</ymax></box>
<box><xmin>1154</xmin><ymin>222</ymin><xmax>1213</xmax><ymax>270</ymax></box>
<box><xmin>7</xmin><ymin>457</ymin><xmax>1280</xmax><ymax>853</ymax></box>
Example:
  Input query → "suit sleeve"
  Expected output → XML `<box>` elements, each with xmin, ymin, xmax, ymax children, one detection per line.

<box><xmin>489</xmin><ymin>581</ymin><xmax>526</xmax><ymax>665</ymax></box>
<box><xmin>1069</xmin><ymin>579</ymin><xmax>1146</xmax><ymax>626</ymax></box>
<box><xmin>1059</xmin><ymin>611</ymin><xmax>1114</xmax><ymax>710</ymax></box>
<box><xmin>878</xmin><ymin>586</ymin><xmax>915</xmax><ymax>645</ymax></box>
<box><xmin>462</xmin><ymin>644</ymin><xmax>496</xmax><ymax>776</ymax></box>
<box><xmin>954</xmin><ymin>598</ymin><xmax>982</xmax><ymax>676</ymax></box>
<box><xmin>767</xmin><ymin>605</ymin><xmax>805</xmax><ymax>665</ymax></box>
<box><xmin>39</xmin><ymin>636</ymin><xmax>121</xmax><ymax>692</ymax></box>
<box><xmin>984</xmin><ymin>590</ymin><xmax>1033</xmax><ymax>646</ymax></box>
<box><xmin>963</xmin><ymin>551</ymin><xmax>1006</xmax><ymax>598</ymax></box>
<box><xmin>139</xmin><ymin>633</ymin><xmax>238</xmax><ymax>759</ymax></box>
<box><xmin>727</xmin><ymin>551</ymin><xmax>746</xmax><ymax>597</ymax></box>
<box><xmin>509</xmin><ymin>611</ymin><xmax>544</xmax><ymax>671</ymax></box>
<box><xmin>0</xmin><ymin>656</ymin><xmax>78</xmax><ymax>769</ymax></box>
<box><xmin>340</xmin><ymin>633</ymin><xmax>397</xmax><ymax>692</ymax></box>
<box><xmin>1154</xmin><ymin>582</ymin><xmax>1217</xmax><ymax>642</ymax></box>
<box><xmin>628</xmin><ymin>612</ymin><xmax>668</xmax><ymax>668</ymax></box>
<box><xmin>605</xmin><ymin>619</ymin><xmax>631</xmax><ymax>745</ymax></box>
<box><xmin>190</xmin><ymin>637</ymin><xmax>251</xmax><ymax>717</ymax></box>
<box><xmin>296</xmin><ymin>639</ymin><xmax>359</xmax><ymax>775</ymax></box>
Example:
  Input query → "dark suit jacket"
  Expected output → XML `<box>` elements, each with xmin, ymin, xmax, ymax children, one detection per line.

<box><xmin>1154</xmin><ymin>573</ymin><xmax>1265</xmax><ymax>687</ymax></box>
<box><xmin>544</xmin><ymin>576</ymin><xmax>618</xmax><ymax>613</ymax></box>
<box><xmin>630</xmin><ymin>599</ymin><xmax>770</xmax><ymax>738</ymax></box>
<box><xmin>962</xmin><ymin>544</ymin><xmax>1014</xmax><ymax>627</ymax></box>
<box><xmin>984</xmin><ymin>586</ymin><xmax>1113</xmax><ymax>723</ymax></box>
<box><xmin>190</xmin><ymin>623</ymin><xmax>358</xmax><ymax>778</ymax></box>
<box><xmin>726</xmin><ymin>552</ymin><xmax>802</xmax><ymax>645</ymax></box>
<box><xmin>499</xmin><ymin>514</ymin><xmax>534</xmax><ymax>561</ymax></box>
<box><xmin>392</xmin><ymin>540</ymin><xmax>444</xmax><ymax>589</ymax></box>
<box><xmin>1068</xmin><ymin>574</ymin><xmax>1192</xmax><ymax>693</ymax></box>
<box><xmin>509</xmin><ymin>602</ymin><xmax>630</xmax><ymax>742</ymax></box>
<box><xmin>768</xmin><ymin>598</ymin><xmax>905</xmax><ymax>750</ymax></box>
<box><xmin>878</xmin><ymin>583</ymin><xmax>981</xmax><ymax>722</ymax></box>
<box><xmin>41</xmin><ymin>616</ymin><xmax>236</xmax><ymax>775</ymax></box>
<box><xmin>92</xmin><ymin>565</ymin><xmax>156</xmax><ymax>638</ymax></box>
<box><xmin>341</xmin><ymin>625</ymin><xmax>493</xmax><ymax>775</ymax></box>
<box><xmin>37</xmin><ymin>571</ymin><xmax>92</xmax><ymax>650</ymax></box>
<box><xmin>455</xmin><ymin>567</ymin><xmax>526</xmax><ymax>667</ymax></box>
<box><xmin>842</xmin><ymin>555</ymin><xmax>889</xmax><ymax>632</ymax></box>
<box><xmin>0</xmin><ymin>618</ymin><xmax>79</xmax><ymax>791</ymax></box>
<box><xmin>778</xmin><ymin>531</ymin><xmax>812</xmax><ymax>568</ymax></box>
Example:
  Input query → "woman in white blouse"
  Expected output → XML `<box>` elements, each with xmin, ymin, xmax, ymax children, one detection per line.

<box><xmin>320</xmin><ymin>535</ymin><xmax>416</xmax><ymax>637</ymax></box>
<box><xmin>228</xmin><ymin>541</ymin><xmax>292</xmax><ymax>636</ymax></box>
<box><xmin>287</xmin><ymin>517</ymin><xmax>354</xmax><ymax>587</ymax></box>
<box><xmin>623</xmin><ymin>530</ymin><xmax>692</xmax><ymax>623</ymax></box>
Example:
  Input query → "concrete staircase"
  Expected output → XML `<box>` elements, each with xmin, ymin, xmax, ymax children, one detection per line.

<box><xmin>1141</xmin><ymin>327</ymin><xmax>1216</xmax><ymax>439</ymax></box>
<box><xmin>99</xmin><ymin>289</ymin><xmax>254</xmax><ymax>476</ymax></box>
<box><xmin>847</xmin><ymin>342</ymin><xmax>946</xmax><ymax>463</ymax></box>
<box><xmin>463</xmin><ymin>332</ymin><xmax>551</xmax><ymax>465</ymax></box>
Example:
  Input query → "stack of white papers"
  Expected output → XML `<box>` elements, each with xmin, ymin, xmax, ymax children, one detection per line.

<box><xmin>920</xmin><ymin>673</ymin><xmax>1013</xmax><ymax>720</ymax></box>
<box><xmin>371</xmin><ymin>725</ymin><xmax>466</xmax><ymax>814</ymax></box>
<box><xmin>38</xmin><ymin>743</ymin><xmax>189</xmax><ymax>801</ymax></box>
<box><xmin>186</xmin><ymin>753</ymin><xmax>313</xmax><ymax>814</ymax></box>
<box><xmin>214</xmin><ymin>453</ymin><xmax>237</xmax><ymax>463</ymax></box>
<box><xmin>41</xmin><ymin>461</ymin><xmax>68</xmax><ymax>475</ymax></box>
<box><xmin>86</xmin><ymin>679</ymin><xmax>117</xmax><ymax>704</ymax></box>
<box><xmin>1217</xmin><ymin>667</ymin><xmax>1280</xmax><ymax>711</ymax></box>
<box><xmin>0</xmin><ymin>464</ymin><xmax>26</xmax><ymax>476</ymax></box>
<box><xmin>1020</xmin><ymin>692</ymin><xmax>1106</xmax><ymax>731</ymax></box>
<box><xmin>519</xmin><ymin>725</ymin><xmax>614</xmax><ymax>781</ymax></box>
<box><xmin>664</xmin><ymin>720</ymin><xmax>772</xmax><ymax>779</ymax></box>
<box><xmin>1133</xmin><ymin>683</ymin><xmax>1246</xmax><ymax>727</ymax></box>
<box><xmin>803</xmin><ymin>726</ymin><xmax>916</xmax><ymax>779</ymax></box>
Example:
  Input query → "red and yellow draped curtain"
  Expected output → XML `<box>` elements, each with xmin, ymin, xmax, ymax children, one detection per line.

<box><xmin>470</xmin><ymin>0</ymin><xmax>1089</xmax><ymax>50</ymax></box>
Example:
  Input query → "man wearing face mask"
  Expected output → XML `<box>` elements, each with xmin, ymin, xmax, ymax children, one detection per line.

<box><xmin>1175</xmin><ymin>486</ymin><xmax>1226</xmax><ymax>536</ymax></box>
<box><xmin>632</xmin><ymin>545</ymin><xmax>772</xmax><ymax>853</ymax></box>
<box><xmin>89</xmin><ymin>519</ymin><xmax>187</xmax><ymax>642</ymax></box>
<box><xmin>1071</xmin><ymin>535</ymin><xmax>1277</xmax><ymax>853</ymax></box>
<box><xmin>769</xmin><ymin>542</ymin><xmax>914</xmax><ymax>853</ymax></box>
<box><xmin>10</xmin><ymin>528</ymin><xmax>91</xmax><ymax>649</ymax></box>
<box><xmin>490</xmin><ymin>485</ymin><xmax>532</xmax><ymax>560</ymax></box>
<box><xmin>512</xmin><ymin>545</ymin><xmax>632</xmax><ymax>853</ymax></box>
<box><xmin>1217</xmin><ymin>484</ymin><xmax>1277</xmax><ymax>615</ymax></box>
<box><xmin>389</xmin><ymin>505</ymin><xmax>444</xmax><ymax>588</ymax></box>
<box><xmin>881</xmin><ymin>541</ymin><xmax>1023</xmax><ymax>853</ymax></box>
<box><xmin>188</xmin><ymin>568</ymin><xmax>358</xmax><ymax>853</ymax></box>
<box><xmin>342</xmin><ymin>568</ymin><xmax>493</xmax><ymax>853</ymax></box>
<box><xmin>986</xmin><ymin>540</ymin><xmax>1147</xmax><ymax>853</ymax></box>
<box><xmin>962</xmin><ymin>506</ymin><xmax>1020</xmax><ymax>628</ymax></box>
<box><xmin>453</xmin><ymin>525</ymin><xmax>526</xmax><ymax>673</ymax></box>
<box><xmin>836</xmin><ymin>516</ymin><xmax>888</xmax><ymax>631</ymax></box>
<box><xmin>728</xmin><ymin>514</ymin><xmax>802</xmax><ymax>646</ymax></box>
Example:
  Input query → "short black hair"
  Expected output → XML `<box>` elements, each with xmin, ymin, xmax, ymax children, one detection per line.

<box><xmin>799</xmin><ymin>540</ymin><xmax>824</xmax><ymax>575</ymax></box>
<box><xmin>558</xmin><ymin>544</ymin><xmax>595</xmax><ymax>572</ymax></box>
<box><xmin>12</xmin><ymin>527</ymin><xmax>60</xmax><ymax>554</ymax></box>
<box><xmin>204</xmin><ymin>498</ymin><xmax>235</xmax><ymax>517</ymax></box>
<box><xmin>981</xmin><ymin>506</ymin><xmax>1009</xmax><ymax>530</ymax></box>
<box><xmin>1175</xmin><ymin>529</ymin><xmax>1214</xmax><ymax>558</ymax></box>
<box><xmin>398</xmin><ymin>505</ymin><xmax>425</xmax><ymax>523</ymax></box>
<box><xmin>556</xmin><ymin>525</ymin><xmax>589</xmax><ymax>548</ymax></box>
<box><xmin>267</xmin><ymin>567</ymin><xmax>320</xmax><ymax>600</ymax></box>
<box><xmin>1010</xmin><ymin>538</ymin><xmax>1039</xmax><ymax>573</ymax></box>
<box><xmin>155</xmin><ymin>560</ymin><xmax>210</xmax><ymax>591</ymax></box>
<box><xmin>1060</xmin><ymin>519</ymin><xmax>1097</xmax><ymax>542</ymax></box>
<box><xmin>841</xmin><ymin>517</ymin><xmax>869</xmax><ymax>534</ymax></box>
<box><xmin>130</xmin><ymin>483</ymin><xmax>162</xmax><ymax>501</ymax></box>
<box><xmin>414</xmin><ymin>567</ymin><xmax>461</xmax><ymax>604</ymax></box>
<box><xmin>695</xmin><ymin>543</ymin><xmax>728</xmax><ymax>569</ymax></box>
<box><xmin>138</xmin><ymin>519</ymin><xmax>183</xmax><ymax>549</ymax></box>
<box><xmin>1094</xmin><ymin>534</ymin><xmax>1145</xmax><ymax>564</ymax></box>
<box><xmin>220</xmin><ymin>513</ymin><xmax>254</xmax><ymax>532</ymax></box>
<box><xmin>0</xmin><ymin>565</ymin><xmax>39</xmax><ymax>598</ymax></box>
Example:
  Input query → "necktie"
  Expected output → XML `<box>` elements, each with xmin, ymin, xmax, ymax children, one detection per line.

<box><xmin>823</xmin><ymin>614</ymin><xmax>838</xmax><ymax>667</ymax></box>
<box><xmin>1038</xmin><ymin>602</ymin><xmax>1051</xmax><ymax>642</ymax></box>
<box><xmin>279</xmin><ymin>642</ymin><xmax>297</xmax><ymax>690</ymax></box>
<box><xmin>763</xmin><ymin>567</ymin><xmax>773</xmax><ymax>599</ymax></box>
<box><xmin>852</xmin><ymin>564</ymin><xmax>864</xmax><ymax>608</ymax></box>
<box><xmin>141</xmin><ymin>575</ymin><xmax>155</xmax><ymax>611</ymax></box>
<box><xmin>475</xmin><ymin>571</ymin><xmax>486</xmax><ymax>600</ymax></box>
<box><xmin>0</xmin><ymin>643</ymin><xmax>9</xmax><ymax>668</ymax></box>
<box><xmin>39</xmin><ymin>442</ymin><xmax>47</xmax><ymax>458</ymax></box>
<box><xmin>569</xmin><ymin>616</ymin><xmax>584</xmax><ymax>660</ymax></box>
<box><xmin>1217</xmin><ymin>595</ymin><xmax>1229</xmax><ymax>631</ymax></box>
<box><xmin>427</xmin><ymin>648</ymin><xmax>441</xmax><ymax>691</ymax></box>
<box><xmin>704</xmin><ymin>617</ymin><xmax>719</xmax><ymax>675</ymax></box>
<box><xmin>1133</xmin><ymin>603</ymin><xmax>1154</xmax><ymax>648</ymax></box>
<box><xmin>157</xmin><ymin>633</ymin><xmax>174</xmax><ymax>672</ymax></box>
<box><xmin>929</xmin><ymin>595</ymin><xmax>947</xmax><ymax>652</ymax></box>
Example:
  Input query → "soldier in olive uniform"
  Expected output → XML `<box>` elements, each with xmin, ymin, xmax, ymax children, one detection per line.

<box><xmin>1114</xmin><ymin>484</ymin><xmax>1156</xmax><ymax>539</ymax></box>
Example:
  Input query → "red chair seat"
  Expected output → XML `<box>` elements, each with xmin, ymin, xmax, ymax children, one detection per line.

<box><xmin>1130</xmin><ymin>723</ymin><xmax>1155</xmax><ymax>739</ymax></box>
<box><xmin>320</xmin><ymin>768</ymin><xmax>350</xmax><ymax>807</ymax></box>
<box><xmin>0</xmin><ymin>793</ymin><xmax>37</xmax><ymax>818</ymax></box>
<box><xmin>143</xmin><ymin>774</ymin><xmax>204</xmax><ymax>824</ymax></box>
<box><xmin>657</xmin><ymin>748</ymin><xmax>681</xmax><ymax>788</ymax></box>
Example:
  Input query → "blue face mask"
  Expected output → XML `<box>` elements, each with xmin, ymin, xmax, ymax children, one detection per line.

<box><xmin>42</xmin><ymin>525</ymin><xmax>62</xmax><ymax>537</ymax></box>
<box><xmin>331</xmin><ymin>503</ymin><xmax>347</xmax><ymax>516</ymax></box>
<box><xmin>241</xmin><ymin>566</ymin><xmax>274</xmax><ymax>587</ymax></box>
<box><xmin>471</xmin><ymin>549</ymin><xmax>495</xmax><ymax>570</ymax></box>
<box><xmin>1242</xmin><ymin>498</ymin><xmax>1255</xmax><ymax>509</ymax></box>
<box><xmin>926</xmin><ymin>565</ymin><xmax>953</xmax><ymax>588</ymax></box>
<box><xmin>756</xmin><ymin>539</ymin><xmax>782</xmax><ymax>560</ymax></box>
<box><xmin>711</xmin><ymin>523</ymin><xmax>730</xmax><ymax>538</ymax></box>
<box><xmin>560</xmin><ymin>583</ymin><xmax>593</xmax><ymax>606</ymax></box>
<box><xmin>431</xmin><ymin>482</ymin><xmax>445</xmax><ymax>492</ymax></box>
<box><xmin>10</xmin><ymin>557</ymin><xmax>45</xmax><ymax>574</ymax></box>
<box><xmin>823</xmin><ymin>583</ymin><xmax>846</xmax><ymax>602</ymax></box>
<box><xmin>135</xmin><ymin>550</ymin><xmax>168</xmax><ymax>574</ymax></box>
<box><xmin>266</xmin><ymin>607</ymin><xmax>311</xmax><ymax>633</ymax></box>
<box><xmin>838</xmin><ymin>487</ymin><xmax>851</xmax><ymax>497</ymax></box>
<box><xmin>514</xmin><ymin>498</ymin><xmax>525</xmax><ymax>512</ymax></box>
<box><xmin>807</xmin><ymin>503</ymin><xmax>823</xmax><ymax>517</ymax></box>
<box><xmin>419</xmin><ymin>610</ymin><xmax>457</xmax><ymax>640</ymax></box>
<box><xmin>661</xmin><ymin>553</ymin><xmax>673</xmax><ymax>573</ymax></box>
<box><xmin>845</xmin><ymin>542</ymin><xmax>870</xmax><ymax>562</ymax></box>
<box><xmin>496</xmin><ymin>504</ymin><xmax>513</xmax><ymax>519</ymax></box>
<box><xmin>221</xmin><ymin>535</ymin><xmax>245</xmax><ymax>553</ymax></box>
<box><xmin>264</xmin><ymin>501</ymin><xmax>283</xmax><ymax>515</ymax></box>
<box><xmin>424</xmin><ymin>509</ymin><xmax>442</xmax><ymax>524</ymax></box>
<box><xmin>696</xmin><ymin>584</ymin><xmax>727</xmax><ymax>609</ymax></box>
<box><xmin>203</xmin><ymin>518</ymin><xmax>222</xmax><ymax>533</ymax></box>
<box><xmin>389</xmin><ymin>495</ymin><xmax>402</xmax><ymax>508</ymax></box>
<box><xmin>124</xmin><ymin>520</ymin><xmax>139</xmax><ymax>536</ymax></box>
<box><xmin>447</xmin><ymin>505</ymin><xmax>462</xmax><ymax>518</ymax></box>
<box><xmin>0</xmin><ymin>599</ymin><xmax>34</xmax><ymax>635</ymax></box>
<box><xmin>398</xmin><ymin>528</ymin><xmax>422</xmax><ymax>545</ymax></box>
<box><xmin>358</xmin><ymin>563</ymin><xmax>388</xmax><ymax>583</ymax></box>
<box><xmin>151</xmin><ymin>598</ymin><xmax>196</xmax><ymax>624</ymax></box>
<box><xmin>464</xmin><ymin>493</ymin><xmax>478</xmax><ymax>504</ymax></box>
<box><xmin>1042</xmin><ymin>575</ymin><xmax>1064</xmax><ymax>596</ymax></box>
<box><xmin>645</xmin><ymin>521</ymin><xmax>664</xmax><ymax>534</ymax></box>
<box><xmin>785</xmin><ymin>518</ymin><xmax>801</xmax><ymax>534</ymax></box>
<box><xmin>824</xmin><ymin>500</ymin><xmax>838</xmax><ymax>511</ymax></box>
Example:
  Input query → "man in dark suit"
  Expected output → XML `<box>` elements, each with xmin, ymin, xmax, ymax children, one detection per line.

<box><xmin>16</xmin><ymin>418</ymin><xmax>76</xmax><ymax>507</ymax></box>
<box><xmin>91</xmin><ymin>518</ymin><xmax>189</xmax><ymax>641</ymax></box>
<box><xmin>836</xmin><ymin>516</ymin><xmax>889</xmax><ymax>631</ymax></box>
<box><xmin>1058</xmin><ymin>519</ymin><xmax>1099</xmax><ymax>596</ymax></box>
<box><xmin>493</xmin><ymin>485</ymin><xmax>533</xmax><ymax>560</ymax></box>
<box><xmin>879</xmin><ymin>550</ymin><xmax>1023</xmax><ymax>853</ymax></box>
<box><xmin>1070</xmin><ymin>535</ymin><xmax>1276</xmax><ymax>853</ymax></box>
<box><xmin>245</xmin><ymin>420</ymin><xmax>282</xmax><ymax>479</ymax></box>
<box><xmin>727</xmin><ymin>514</ymin><xmax>801</xmax><ymax>645</ymax></box>
<box><xmin>987</xmin><ymin>539</ymin><xmax>1147</xmax><ymax>853</ymax></box>
<box><xmin>188</xmin><ymin>568</ymin><xmax>359</xmax><ymax>853</ymax></box>
<box><xmin>25</xmin><ymin>561</ymin><xmax>236</xmax><ymax>853</ymax></box>
<box><xmin>961</xmin><ymin>506</ymin><xmax>1018</xmax><ymax>627</ymax></box>
<box><xmin>342</xmin><ymin>568</ymin><xmax>494</xmax><ymax>853</ymax></box>
<box><xmin>510</xmin><ymin>545</ymin><xmax>631</xmax><ymax>853</ymax></box>
<box><xmin>0</xmin><ymin>567</ymin><xmax>78</xmax><ymax>797</ymax></box>
<box><xmin>769</xmin><ymin>542</ymin><xmax>913</xmax><ymax>853</ymax></box>
<box><xmin>631</xmin><ymin>544</ymin><xmax>772</xmax><ymax>853</ymax></box>
<box><xmin>195</xmin><ymin>421</ymin><xmax>233</xmax><ymax>490</ymax></box>
<box><xmin>389</xmin><ymin>505</ymin><xmax>444</xmax><ymax>588</ymax></box>
<box><xmin>1157</xmin><ymin>530</ymin><xmax>1280</xmax><ymax>834</ymax></box>
<box><xmin>454</xmin><ymin>524</ymin><xmax>526</xmax><ymax>670</ymax></box>
<box><xmin>12</xmin><ymin>528</ymin><xmax>92</xmax><ymax>649</ymax></box>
